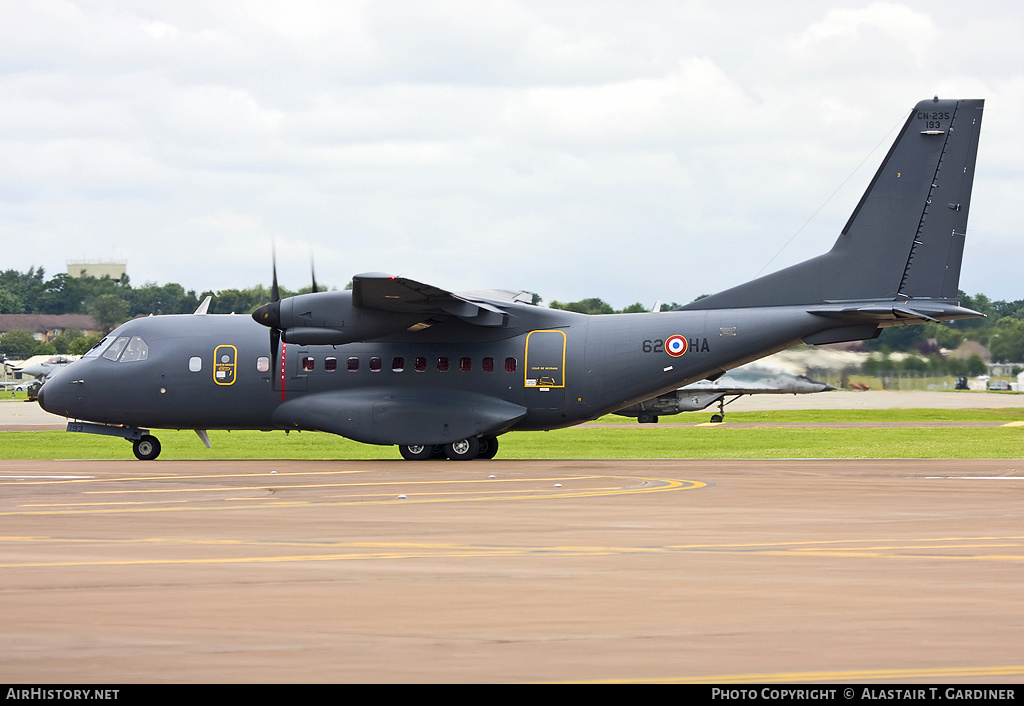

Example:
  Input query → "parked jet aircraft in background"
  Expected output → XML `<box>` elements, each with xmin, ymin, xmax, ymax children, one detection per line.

<box><xmin>614</xmin><ymin>365</ymin><xmax>834</xmax><ymax>423</ymax></box>
<box><xmin>9</xmin><ymin>355</ymin><xmax>75</xmax><ymax>380</ymax></box>
<box><xmin>38</xmin><ymin>98</ymin><xmax>986</xmax><ymax>461</ymax></box>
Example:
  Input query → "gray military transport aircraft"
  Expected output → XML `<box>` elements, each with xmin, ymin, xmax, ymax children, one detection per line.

<box><xmin>38</xmin><ymin>98</ymin><xmax>985</xmax><ymax>461</ymax></box>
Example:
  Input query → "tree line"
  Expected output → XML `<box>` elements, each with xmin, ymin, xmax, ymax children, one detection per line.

<box><xmin>0</xmin><ymin>267</ymin><xmax>319</xmax><ymax>359</ymax></box>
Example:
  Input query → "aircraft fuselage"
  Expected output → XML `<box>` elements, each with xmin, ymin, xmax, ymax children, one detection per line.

<box><xmin>39</xmin><ymin>301</ymin><xmax>830</xmax><ymax>444</ymax></box>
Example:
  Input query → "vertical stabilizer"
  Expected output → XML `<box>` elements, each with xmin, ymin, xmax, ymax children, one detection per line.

<box><xmin>683</xmin><ymin>98</ymin><xmax>984</xmax><ymax>310</ymax></box>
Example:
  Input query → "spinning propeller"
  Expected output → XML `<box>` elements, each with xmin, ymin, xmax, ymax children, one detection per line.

<box><xmin>252</xmin><ymin>248</ymin><xmax>321</xmax><ymax>387</ymax></box>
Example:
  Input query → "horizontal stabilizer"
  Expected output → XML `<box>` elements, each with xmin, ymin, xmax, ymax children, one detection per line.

<box><xmin>810</xmin><ymin>300</ymin><xmax>983</xmax><ymax>324</ymax></box>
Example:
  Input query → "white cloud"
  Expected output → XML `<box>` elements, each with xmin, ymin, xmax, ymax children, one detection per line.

<box><xmin>0</xmin><ymin>1</ymin><xmax>1020</xmax><ymax>307</ymax></box>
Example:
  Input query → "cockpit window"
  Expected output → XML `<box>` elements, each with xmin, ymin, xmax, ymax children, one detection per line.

<box><xmin>84</xmin><ymin>336</ymin><xmax>115</xmax><ymax>359</ymax></box>
<box><xmin>101</xmin><ymin>336</ymin><xmax>149</xmax><ymax>363</ymax></box>
<box><xmin>119</xmin><ymin>336</ymin><xmax>149</xmax><ymax>362</ymax></box>
<box><xmin>102</xmin><ymin>337</ymin><xmax>129</xmax><ymax>361</ymax></box>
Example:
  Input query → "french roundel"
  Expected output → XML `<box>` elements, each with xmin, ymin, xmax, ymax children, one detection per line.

<box><xmin>665</xmin><ymin>335</ymin><xmax>688</xmax><ymax>357</ymax></box>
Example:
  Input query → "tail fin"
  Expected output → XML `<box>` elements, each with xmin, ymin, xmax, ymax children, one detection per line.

<box><xmin>683</xmin><ymin>98</ymin><xmax>984</xmax><ymax>310</ymax></box>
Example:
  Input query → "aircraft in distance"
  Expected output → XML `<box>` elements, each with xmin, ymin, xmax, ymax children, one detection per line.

<box><xmin>8</xmin><ymin>355</ymin><xmax>76</xmax><ymax>380</ymax></box>
<box><xmin>38</xmin><ymin>98</ymin><xmax>985</xmax><ymax>461</ymax></box>
<box><xmin>614</xmin><ymin>365</ymin><xmax>834</xmax><ymax>423</ymax></box>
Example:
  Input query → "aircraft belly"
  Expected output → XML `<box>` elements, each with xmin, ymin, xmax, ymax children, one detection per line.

<box><xmin>272</xmin><ymin>388</ymin><xmax>527</xmax><ymax>445</ymax></box>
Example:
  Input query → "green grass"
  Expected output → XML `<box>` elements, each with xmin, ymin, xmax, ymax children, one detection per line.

<box><xmin>2</xmin><ymin>408</ymin><xmax>1022</xmax><ymax>460</ymax></box>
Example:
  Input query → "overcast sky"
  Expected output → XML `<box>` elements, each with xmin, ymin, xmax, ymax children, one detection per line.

<box><xmin>2</xmin><ymin>0</ymin><xmax>1021</xmax><ymax>309</ymax></box>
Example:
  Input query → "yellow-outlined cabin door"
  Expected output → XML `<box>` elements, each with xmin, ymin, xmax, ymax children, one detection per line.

<box><xmin>524</xmin><ymin>329</ymin><xmax>565</xmax><ymax>409</ymax></box>
<box><xmin>213</xmin><ymin>345</ymin><xmax>237</xmax><ymax>386</ymax></box>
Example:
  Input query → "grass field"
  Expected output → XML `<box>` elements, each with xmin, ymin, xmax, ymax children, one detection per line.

<box><xmin>2</xmin><ymin>408</ymin><xmax>1022</xmax><ymax>461</ymax></box>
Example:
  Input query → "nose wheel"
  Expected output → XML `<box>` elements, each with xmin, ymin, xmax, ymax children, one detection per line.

<box><xmin>132</xmin><ymin>434</ymin><xmax>162</xmax><ymax>461</ymax></box>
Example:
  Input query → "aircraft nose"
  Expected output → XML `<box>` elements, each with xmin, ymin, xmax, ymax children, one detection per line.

<box><xmin>35</xmin><ymin>383</ymin><xmax>45</xmax><ymax>409</ymax></box>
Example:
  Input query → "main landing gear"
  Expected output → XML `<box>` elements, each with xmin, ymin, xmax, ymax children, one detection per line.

<box><xmin>708</xmin><ymin>396</ymin><xmax>732</xmax><ymax>423</ymax></box>
<box><xmin>399</xmin><ymin>436</ymin><xmax>499</xmax><ymax>461</ymax></box>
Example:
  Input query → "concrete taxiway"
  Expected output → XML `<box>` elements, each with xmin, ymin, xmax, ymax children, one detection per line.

<box><xmin>1</xmin><ymin>457</ymin><xmax>1023</xmax><ymax>683</ymax></box>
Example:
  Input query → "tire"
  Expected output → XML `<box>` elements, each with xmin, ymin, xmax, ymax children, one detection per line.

<box><xmin>477</xmin><ymin>436</ymin><xmax>499</xmax><ymax>460</ymax></box>
<box><xmin>399</xmin><ymin>444</ymin><xmax>434</xmax><ymax>461</ymax></box>
<box><xmin>132</xmin><ymin>435</ymin><xmax>161</xmax><ymax>461</ymax></box>
<box><xmin>637</xmin><ymin>413</ymin><xmax>658</xmax><ymax>424</ymax></box>
<box><xmin>709</xmin><ymin>413</ymin><xmax>724</xmax><ymax>423</ymax></box>
<box><xmin>444</xmin><ymin>437</ymin><xmax>480</xmax><ymax>461</ymax></box>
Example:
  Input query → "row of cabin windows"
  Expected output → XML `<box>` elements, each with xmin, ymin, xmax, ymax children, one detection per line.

<box><xmin>301</xmin><ymin>355</ymin><xmax>518</xmax><ymax>374</ymax></box>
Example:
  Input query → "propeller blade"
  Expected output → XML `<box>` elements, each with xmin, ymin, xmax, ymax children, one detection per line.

<box><xmin>310</xmin><ymin>253</ymin><xmax>319</xmax><ymax>294</ymax></box>
<box><xmin>271</xmin><ymin>244</ymin><xmax>280</xmax><ymax>303</ymax></box>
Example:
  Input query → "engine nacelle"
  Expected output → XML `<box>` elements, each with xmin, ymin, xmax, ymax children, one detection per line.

<box><xmin>254</xmin><ymin>291</ymin><xmax>427</xmax><ymax>345</ymax></box>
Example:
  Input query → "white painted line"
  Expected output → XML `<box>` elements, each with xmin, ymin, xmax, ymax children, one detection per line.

<box><xmin>0</xmin><ymin>475</ymin><xmax>95</xmax><ymax>480</ymax></box>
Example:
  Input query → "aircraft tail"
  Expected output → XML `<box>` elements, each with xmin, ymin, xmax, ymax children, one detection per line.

<box><xmin>683</xmin><ymin>98</ymin><xmax>984</xmax><ymax>310</ymax></box>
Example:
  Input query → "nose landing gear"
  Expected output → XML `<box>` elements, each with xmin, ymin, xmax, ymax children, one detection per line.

<box><xmin>132</xmin><ymin>434</ymin><xmax>162</xmax><ymax>461</ymax></box>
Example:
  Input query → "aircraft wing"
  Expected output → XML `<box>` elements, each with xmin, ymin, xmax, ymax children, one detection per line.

<box><xmin>272</xmin><ymin>387</ymin><xmax>528</xmax><ymax>445</ymax></box>
<box><xmin>352</xmin><ymin>273</ymin><xmax>510</xmax><ymax>327</ymax></box>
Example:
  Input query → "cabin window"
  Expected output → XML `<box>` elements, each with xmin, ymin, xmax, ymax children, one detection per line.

<box><xmin>347</xmin><ymin>357</ymin><xmax>359</xmax><ymax>372</ymax></box>
<box><xmin>369</xmin><ymin>356</ymin><xmax>382</xmax><ymax>372</ymax></box>
<box><xmin>392</xmin><ymin>357</ymin><xmax>404</xmax><ymax>372</ymax></box>
<box><xmin>482</xmin><ymin>357</ymin><xmax>494</xmax><ymax>372</ymax></box>
<box><xmin>437</xmin><ymin>357</ymin><xmax>449</xmax><ymax>372</ymax></box>
<box><xmin>256</xmin><ymin>356</ymin><xmax>270</xmax><ymax>373</ymax></box>
<box><xmin>189</xmin><ymin>356</ymin><xmax>202</xmax><ymax>373</ymax></box>
<box><xmin>302</xmin><ymin>356</ymin><xmax>315</xmax><ymax>372</ymax></box>
<box><xmin>325</xmin><ymin>357</ymin><xmax>337</xmax><ymax>372</ymax></box>
<box><xmin>505</xmin><ymin>357</ymin><xmax>517</xmax><ymax>373</ymax></box>
<box><xmin>414</xmin><ymin>357</ymin><xmax>427</xmax><ymax>372</ymax></box>
<box><xmin>459</xmin><ymin>357</ymin><xmax>472</xmax><ymax>372</ymax></box>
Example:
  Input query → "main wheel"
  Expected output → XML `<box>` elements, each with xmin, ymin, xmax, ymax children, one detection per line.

<box><xmin>637</xmin><ymin>412</ymin><xmax>658</xmax><ymax>424</ymax></box>
<box><xmin>399</xmin><ymin>444</ymin><xmax>434</xmax><ymax>461</ymax></box>
<box><xmin>444</xmin><ymin>437</ymin><xmax>480</xmax><ymax>461</ymax></box>
<box><xmin>477</xmin><ymin>436</ymin><xmax>499</xmax><ymax>459</ymax></box>
<box><xmin>132</xmin><ymin>435</ymin><xmax>161</xmax><ymax>461</ymax></box>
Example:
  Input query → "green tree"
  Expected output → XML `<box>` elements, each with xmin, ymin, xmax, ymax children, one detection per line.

<box><xmin>50</xmin><ymin>328</ymin><xmax>83</xmax><ymax>354</ymax></box>
<box><xmin>68</xmin><ymin>335</ymin><xmax>102</xmax><ymax>356</ymax></box>
<box><xmin>0</xmin><ymin>287</ymin><xmax>24</xmax><ymax>314</ymax></box>
<box><xmin>549</xmin><ymin>298</ymin><xmax>615</xmax><ymax>315</ymax></box>
<box><xmin>617</xmin><ymin>303</ymin><xmax>648</xmax><ymax>314</ymax></box>
<box><xmin>966</xmin><ymin>354</ymin><xmax>988</xmax><ymax>377</ymax></box>
<box><xmin>0</xmin><ymin>330</ymin><xmax>39</xmax><ymax>359</ymax></box>
<box><xmin>988</xmin><ymin>318</ymin><xmax>1024</xmax><ymax>363</ymax></box>
<box><xmin>89</xmin><ymin>294</ymin><xmax>130</xmax><ymax>332</ymax></box>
